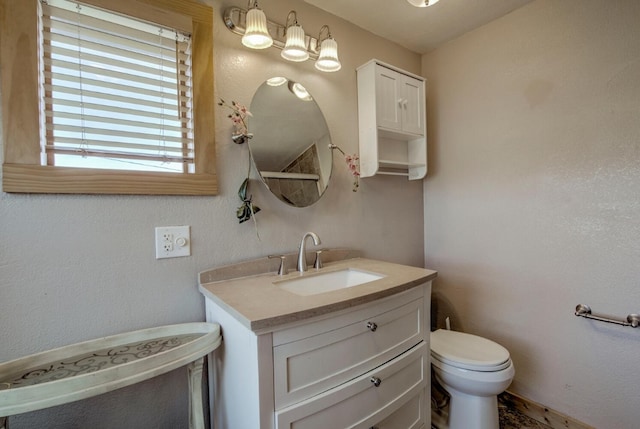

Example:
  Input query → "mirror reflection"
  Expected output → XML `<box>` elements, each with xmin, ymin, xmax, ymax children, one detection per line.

<box><xmin>249</xmin><ymin>77</ymin><xmax>332</xmax><ymax>207</ymax></box>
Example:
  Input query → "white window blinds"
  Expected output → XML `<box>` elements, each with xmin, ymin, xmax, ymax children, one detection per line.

<box><xmin>39</xmin><ymin>0</ymin><xmax>194</xmax><ymax>173</ymax></box>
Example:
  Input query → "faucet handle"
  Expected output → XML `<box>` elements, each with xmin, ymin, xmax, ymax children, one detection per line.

<box><xmin>313</xmin><ymin>249</ymin><xmax>324</xmax><ymax>270</ymax></box>
<box><xmin>268</xmin><ymin>255</ymin><xmax>287</xmax><ymax>276</ymax></box>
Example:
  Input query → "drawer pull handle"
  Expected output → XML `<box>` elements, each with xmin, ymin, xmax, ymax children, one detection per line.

<box><xmin>370</xmin><ymin>376</ymin><xmax>382</xmax><ymax>387</ymax></box>
<box><xmin>366</xmin><ymin>321</ymin><xmax>378</xmax><ymax>332</ymax></box>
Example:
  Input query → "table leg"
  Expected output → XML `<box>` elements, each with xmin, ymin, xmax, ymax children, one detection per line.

<box><xmin>0</xmin><ymin>416</ymin><xmax>7</xmax><ymax>429</ymax></box>
<box><xmin>188</xmin><ymin>357</ymin><xmax>205</xmax><ymax>429</ymax></box>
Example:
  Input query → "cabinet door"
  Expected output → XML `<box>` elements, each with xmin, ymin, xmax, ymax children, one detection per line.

<box><xmin>375</xmin><ymin>65</ymin><xmax>425</xmax><ymax>136</ymax></box>
<box><xmin>371</xmin><ymin>390</ymin><xmax>426</xmax><ymax>429</ymax></box>
<box><xmin>400</xmin><ymin>77</ymin><xmax>425</xmax><ymax>136</ymax></box>
<box><xmin>375</xmin><ymin>66</ymin><xmax>403</xmax><ymax>132</ymax></box>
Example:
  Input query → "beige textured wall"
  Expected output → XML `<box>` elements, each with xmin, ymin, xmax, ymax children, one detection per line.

<box><xmin>0</xmin><ymin>0</ymin><xmax>422</xmax><ymax>427</ymax></box>
<box><xmin>423</xmin><ymin>1</ymin><xmax>640</xmax><ymax>427</ymax></box>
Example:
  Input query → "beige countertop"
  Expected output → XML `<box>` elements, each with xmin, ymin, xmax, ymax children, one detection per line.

<box><xmin>199</xmin><ymin>256</ymin><xmax>437</xmax><ymax>332</ymax></box>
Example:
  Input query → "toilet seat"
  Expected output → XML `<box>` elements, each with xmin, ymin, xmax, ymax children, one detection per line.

<box><xmin>430</xmin><ymin>329</ymin><xmax>511</xmax><ymax>372</ymax></box>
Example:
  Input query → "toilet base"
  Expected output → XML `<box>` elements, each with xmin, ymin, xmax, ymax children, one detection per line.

<box><xmin>431</xmin><ymin>355</ymin><xmax>514</xmax><ymax>429</ymax></box>
<box><xmin>445</xmin><ymin>386</ymin><xmax>499</xmax><ymax>429</ymax></box>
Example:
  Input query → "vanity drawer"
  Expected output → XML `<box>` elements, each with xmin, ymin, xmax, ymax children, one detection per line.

<box><xmin>273</xmin><ymin>293</ymin><xmax>424</xmax><ymax>409</ymax></box>
<box><xmin>372</xmin><ymin>390</ymin><xmax>426</xmax><ymax>429</ymax></box>
<box><xmin>275</xmin><ymin>342</ymin><xmax>427</xmax><ymax>429</ymax></box>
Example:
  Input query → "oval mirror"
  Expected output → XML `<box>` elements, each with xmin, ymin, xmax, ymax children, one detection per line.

<box><xmin>249</xmin><ymin>77</ymin><xmax>333</xmax><ymax>207</ymax></box>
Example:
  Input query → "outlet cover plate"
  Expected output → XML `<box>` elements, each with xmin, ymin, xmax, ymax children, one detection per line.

<box><xmin>155</xmin><ymin>226</ymin><xmax>191</xmax><ymax>259</ymax></box>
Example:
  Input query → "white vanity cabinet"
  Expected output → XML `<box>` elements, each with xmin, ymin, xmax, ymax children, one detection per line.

<box><xmin>357</xmin><ymin>59</ymin><xmax>427</xmax><ymax>180</ymax></box>
<box><xmin>203</xmin><ymin>283</ymin><xmax>431</xmax><ymax>429</ymax></box>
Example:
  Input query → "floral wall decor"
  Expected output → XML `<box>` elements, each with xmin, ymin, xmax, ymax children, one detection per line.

<box><xmin>329</xmin><ymin>144</ymin><xmax>360</xmax><ymax>192</ymax></box>
<box><xmin>218</xmin><ymin>99</ymin><xmax>261</xmax><ymax>233</ymax></box>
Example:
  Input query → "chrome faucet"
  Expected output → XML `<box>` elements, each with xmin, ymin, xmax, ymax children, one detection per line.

<box><xmin>297</xmin><ymin>232</ymin><xmax>321</xmax><ymax>272</ymax></box>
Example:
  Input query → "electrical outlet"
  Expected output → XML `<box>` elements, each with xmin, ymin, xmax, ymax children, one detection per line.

<box><xmin>155</xmin><ymin>226</ymin><xmax>191</xmax><ymax>259</ymax></box>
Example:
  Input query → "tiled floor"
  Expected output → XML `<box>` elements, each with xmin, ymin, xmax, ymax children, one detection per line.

<box><xmin>433</xmin><ymin>407</ymin><xmax>552</xmax><ymax>429</ymax></box>
<box><xmin>499</xmin><ymin>403</ymin><xmax>553</xmax><ymax>429</ymax></box>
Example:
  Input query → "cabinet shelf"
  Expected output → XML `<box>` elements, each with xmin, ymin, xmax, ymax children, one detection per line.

<box><xmin>377</xmin><ymin>170</ymin><xmax>409</xmax><ymax>177</ymax></box>
<box><xmin>357</xmin><ymin>59</ymin><xmax>427</xmax><ymax>181</ymax></box>
<box><xmin>377</xmin><ymin>127</ymin><xmax>422</xmax><ymax>141</ymax></box>
<box><xmin>378</xmin><ymin>160</ymin><xmax>426</xmax><ymax>168</ymax></box>
<box><xmin>376</xmin><ymin>160</ymin><xmax>427</xmax><ymax>177</ymax></box>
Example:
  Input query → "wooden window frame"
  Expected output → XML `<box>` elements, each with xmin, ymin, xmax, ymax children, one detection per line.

<box><xmin>0</xmin><ymin>0</ymin><xmax>217</xmax><ymax>195</ymax></box>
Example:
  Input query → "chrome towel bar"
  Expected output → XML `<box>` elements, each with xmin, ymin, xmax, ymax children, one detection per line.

<box><xmin>575</xmin><ymin>304</ymin><xmax>639</xmax><ymax>328</ymax></box>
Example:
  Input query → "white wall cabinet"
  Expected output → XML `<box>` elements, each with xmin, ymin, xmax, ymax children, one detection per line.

<box><xmin>357</xmin><ymin>60</ymin><xmax>427</xmax><ymax>180</ymax></box>
<box><xmin>374</xmin><ymin>66</ymin><xmax>425</xmax><ymax>136</ymax></box>
<box><xmin>204</xmin><ymin>283</ymin><xmax>431</xmax><ymax>429</ymax></box>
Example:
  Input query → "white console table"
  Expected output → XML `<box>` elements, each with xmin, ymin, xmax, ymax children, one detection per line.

<box><xmin>0</xmin><ymin>323</ymin><xmax>221</xmax><ymax>429</ymax></box>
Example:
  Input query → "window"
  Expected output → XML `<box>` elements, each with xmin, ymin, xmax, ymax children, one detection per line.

<box><xmin>42</xmin><ymin>0</ymin><xmax>194</xmax><ymax>173</ymax></box>
<box><xmin>0</xmin><ymin>0</ymin><xmax>216</xmax><ymax>195</ymax></box>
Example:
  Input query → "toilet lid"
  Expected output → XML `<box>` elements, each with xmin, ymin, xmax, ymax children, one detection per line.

<box><xmin>430</xmin><ymin>329</ymin><xmax>511</xmax><ymax>372</ymax></box>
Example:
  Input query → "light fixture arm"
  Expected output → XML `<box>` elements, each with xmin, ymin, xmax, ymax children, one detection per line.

<box><xmin>317</xmin><ymin>25</ymin><xmax>332</xmax><ymax>44</ymax></box>
<box><xmin>285</xmin><ymin>10</ymin><xmax>299</xmax><ymax>31</ymax></box>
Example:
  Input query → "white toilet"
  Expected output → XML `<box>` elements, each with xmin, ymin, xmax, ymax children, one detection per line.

<box><xmin>430</xmin><ymin>329</ymin><xmax>515</xmax><ymax>429</ymax></box>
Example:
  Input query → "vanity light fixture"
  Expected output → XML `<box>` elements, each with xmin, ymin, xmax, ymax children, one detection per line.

<box><xmin>223</xmin><ymin>6</ymin><xmax>341</xmax><ymax>73</ymax></box>
<box><xmin>407</xmin><ymin>0</ymin><xmax>440</xmax><ymax>7</ymax></box>
<box><xmin>281</xmin><ymin>11</ymin><xmax>309</xmax><ymax>62</ymax></box>
<box><xmin>241</xmin><ymin>0</ymin><xmax>272</xmax><ymax>49</ymax></box>
<box><xmin>314</xmin><ymin>25</ymin><xmax>341</xmax><ymax>72</ymax></box>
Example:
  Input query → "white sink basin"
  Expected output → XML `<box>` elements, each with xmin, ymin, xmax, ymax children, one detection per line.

<box><xmin>277</xmin><ymin>268</ymin><xmax>385</xmax><ymax>296</ymax></box>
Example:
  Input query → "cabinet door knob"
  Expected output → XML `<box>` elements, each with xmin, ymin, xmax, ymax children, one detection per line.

<box><xmin>370</xmin><ymin>376</ymin><xmax>382</xmax><ymax>387</ymax></box>
<box><xmin>366</xmin><ymin>321</ymin><xmax>378</xmax><ymax>332</ymax></box>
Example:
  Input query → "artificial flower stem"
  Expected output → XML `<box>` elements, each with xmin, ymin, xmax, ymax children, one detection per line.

<box><xmin>247</xmin><ymin>150</ymin><xmax>260</xmax><ymax>240</ymax></box>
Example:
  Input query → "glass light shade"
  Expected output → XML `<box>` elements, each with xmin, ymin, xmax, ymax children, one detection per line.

<box><xmin>291</xmin><ymin>82</ymin><xmax>313</xmax><ymax>101</ymax></box>
<box><xmin>242</xmin><ymin>7</ymin><xmax>273</xmax><ymax>49</ymax></box>
<box><xmin>407</xmin><ymin>0</ymin><xmax>440</xmax><ymax>6</ymax></box>
<box><xmin>315</xmin><ymin>38</ymin><xmax>341</xmax><ymax>72</ymax></box>
<box><xmin>266</xmin><ymin>76</ymin><xmax>288</xmax><ymax>86</ymax></box>
<box><xmin>281</xmin><ymin>24</ymin><xmax>309</xmax><ymax>62</ymax></box>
